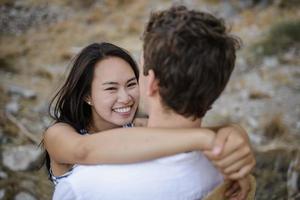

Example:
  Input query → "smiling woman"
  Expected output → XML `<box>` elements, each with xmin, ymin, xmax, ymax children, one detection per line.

<box><xmin>87</xmin><ymin>56</ymin><xmax>139</xmax><ymax>129</ymax></box>
<box><xmin>47</xmin><ymin>42</ymin><xmax>139</xmax><ymax>132</ymax></box>
<box><xmin>42</xmin><ymin>42</ymin><xmax>143</xmax><ymax>180</ymax></box>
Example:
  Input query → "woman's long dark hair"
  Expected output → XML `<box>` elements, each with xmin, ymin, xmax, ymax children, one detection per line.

<box><xmin>42</xmin><ymin>42</ymin><xmax>139</xmax><ymax>176</ymax></box>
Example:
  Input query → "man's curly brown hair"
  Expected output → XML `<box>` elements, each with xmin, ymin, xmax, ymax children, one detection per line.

<box><xmin>142</xmin><ymin>5</ymin><xmax>241</xmax><ymax>119</ymax></box>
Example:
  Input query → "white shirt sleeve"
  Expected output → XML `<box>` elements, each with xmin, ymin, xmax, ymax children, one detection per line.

<box><xmin>52</xmin><ymin>180</ymin><xmax>77</xmax><ymax>200</ymax></box>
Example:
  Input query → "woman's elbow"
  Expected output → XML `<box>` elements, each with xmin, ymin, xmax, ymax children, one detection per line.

<box><xmin>73</xmin><ymin>141</ymin><xmax>91</xmax><ymax>164</ymax></box>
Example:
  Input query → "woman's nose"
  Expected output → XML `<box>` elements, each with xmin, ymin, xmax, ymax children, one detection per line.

<box><xmin>117</xmin><ymin>88</ymin><xmax>131</xmax><ymax>104</ymax></box>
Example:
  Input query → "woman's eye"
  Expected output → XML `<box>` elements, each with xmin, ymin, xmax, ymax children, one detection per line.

<box><xmin>105</xmin><ymin>87</ymin><xmax>117</xmax><ymax>91</ymax></box>
<box><xmin>127</xmin><ymin>82</ymin><xmax>137</xmax><ymax>88</ymax></box>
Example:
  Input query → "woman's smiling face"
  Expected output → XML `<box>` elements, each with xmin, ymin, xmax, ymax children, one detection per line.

<box><xmin>88</xmin><ymin>56</ymin><xmax>139</xmax><ymax>128</ymax></box>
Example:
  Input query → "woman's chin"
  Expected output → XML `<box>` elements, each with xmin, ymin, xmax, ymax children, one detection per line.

<box><xmin>111</xmin><ymin>116</ymin><xmax>134</xmax><ymax>126</ymax></box>
<box><xmin>112</xmin><ymin>109</ymin><xmax>136</xmax><ymax>125</ymax></box>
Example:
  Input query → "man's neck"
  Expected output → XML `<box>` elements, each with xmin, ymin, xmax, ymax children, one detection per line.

<box><xmin>147</xmin><ymin>102</ymin><xmax>202</xmax><ymax>128</ymax></box>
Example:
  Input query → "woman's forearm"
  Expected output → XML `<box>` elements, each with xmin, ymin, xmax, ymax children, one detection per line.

<box><xmin>79</xmin><ymin>127</ymin><xmax>215</xmax><ymax>164</ymax></box>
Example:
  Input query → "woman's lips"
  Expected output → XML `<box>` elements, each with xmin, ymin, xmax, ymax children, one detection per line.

<box><xmin>113</xmin><ymin>106</ymin><xmax>132</xmax><ymax>117</ymax></box>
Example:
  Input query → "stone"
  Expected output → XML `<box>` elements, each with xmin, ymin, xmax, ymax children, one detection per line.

<box><xmin>0</xmin><ymin>189</ymin><xmax>5</xmax><ymax>199</ymax></box>
<box><xmin>219</xmin><ymin>1</ymin><xmax>238</xmax><ymax>18</ymax></box>
<box><xmin>2</xmin><ymin>145</ymin><xmax>42</xmax><ymax>171</ymax></box>
<box><xmin>287</xmin><ymin>154</ymin><xmax>300</xmax><ymax>198</ymax></box>
<box><xmin>247</xmin><ymin>116</ymin><xmax>259</xmax><ymax>129</ymax></box>
<box><xmin>0</xmin><ymin>129</ymin><xmax>3</xmax><ymax>139</ymax></box>
<box><xmin>5</xmin><ymin>100</ymin><xmax>20</xmax><ymax>114</ymax></box>
<box><xmin>14</xmin><ymin>192</ymin><xmax>36</xmax><ymax>200</ymax></box>
<box><xmin>20</xmin><ymin>180</ymin><xmax>36</xmax><ymax>191</ymax></box>
<box><xmin>0</xmin><ymin>171</ymin><xmax>8</xmax><ymax>179</ymax></box>
<box><xmin>8</xmin><ymin>85</ymin><xmax>37</xmax><ymax>99</ymax></box>
<box><xmin>263</xmin><ymin>56</ymin><xmax>279</xmax><ymax>68</ymax></box>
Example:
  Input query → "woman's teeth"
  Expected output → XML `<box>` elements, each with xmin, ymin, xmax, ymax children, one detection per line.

<box><xmin>114</xmin><ymin>107</ymin><xmax>131</xmax><ymax>113</ymax></box>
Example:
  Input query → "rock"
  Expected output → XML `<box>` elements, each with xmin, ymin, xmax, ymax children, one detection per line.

<box><xmin>0</xmin><ymin>189</ymin><xmax>5</xmax><ymax>199</ymax></box>
<box><xmin>296</xmin><ymin>121</ymin><xmax>300</xmax><ymax>130</ymax></box>
<box><xmin>14</xmin><ymin>192</ymin><xmax>36</xmax><ymax>200</ymax></box>
<box><xmin>0</xmin><ymin>129</ymin><xmax>3</xmax><ymax>139</ymax></box>
<box><xmin>239</xmin><ymin>90</ymin><xmax>249</xmax><ymax>100</ymax></box>
<box><xmin>242</xmin><ymin>71</ymin><xmax>275</xmax><ymax>97</ymax></box>
<box><xmin>0</xmin><ymin>129</ymin><xmax>8</xmax><ymax>145</ymax></box>
<box><xmin>42</xmin><ymin>116</ymin><xmax>52</xmax><ymax>128</ymax></box>
<box><xmin>20</xmin><ymin>180</ymin><xmax>36</xmax><ymax>192</ymax></box>
<box><xmin>282</xmin><ymin>48</ymin><xmax>297</xmax><ymax>62</ymax></box>
<box><xmin>262</xmin><ymin>56</ymin><xmax>279</xmax><ymax>68</ymax></box>
<box><xmin>287</xmin><ymin>154</ymin><xmax>300</xmax><ymax>198</ymax></box>
<box><xmin>0</xmin><ymin>3</ymin><xmax>66</xmax><ymax>36</ymax></box>
<box><xmin>69</xmin><ymin>46</ymin><xmax>82</xmax><ymax>55</ymax></box>
<box><xmin>218</xmin><ymin>1</ymin><xmax>238</xmax><ymax>18</ymax></box>
<box><xmin>235</xmin><ymin>57</ymin><xmax>248</xmax><ymax>72</ymax></box>
<box><xmin>19</xmin><ymin>118</ymin><xmax>45</xmax><ymax>135</ymax></box>
<box><xmin>237</xmin><ymin>0</ymin><xmax>254</xmax><ymax>9</ymax></box>
<box><xmin>32</xmin><ymin>102</ymin><xmax>48</xmax><ymax>114</ymax></box>
<box><xmin>256</xmin><ymin>0</ymin><xmax>274</xmax><ymax>9</ymax></box>
<box><xmin>254</xmin><ymin>148</ymin><xmax>294</xmax><ymax>199</ymax></box>
<box><xmin>2</xmin><ymin>145</ymin><xmax>42</xmax><ymax>171</ymax></box>
<box><xmin>241</xmin><ymin>71</ymin><xmax>262</xmax><ymax>87</ymax></box>
<box><xmin>0</xmin><ymin>171</ymin><xmax>8</xmax><ymax>179</ymax></box>
<box><xmin>8</xmin><ymin>85</ymin><xmax>37</xmax><ymax>99</ymax></box>
<box><xmin>5</xmin><ymin>100</ymin><xmax>20</xmax><ymax>114</ymax></box>
<box><xmin>249</xmin><ymin>133</ymin><xmax>264</xmax><ymax>145</ymax></box>
<box><xmin>247</xmin><ymin>116</ymin><xmax>259</xmax><ymax>129</ymax></box>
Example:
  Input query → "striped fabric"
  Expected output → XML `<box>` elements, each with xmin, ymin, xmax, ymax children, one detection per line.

<box><xmin>50</xmin><ymin>166</ymin><xmax>76</xmax><ymax>185</ymax></box>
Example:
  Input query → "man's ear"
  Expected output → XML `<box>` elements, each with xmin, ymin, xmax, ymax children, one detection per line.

<box><xmin>147</xmin><ymin>69</ymin><xmax>159</xmax><ymax>96</ymax></box>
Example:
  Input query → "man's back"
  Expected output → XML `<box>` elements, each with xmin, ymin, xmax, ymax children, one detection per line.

<box><xmin>53</xmin><ymin>151</ymin><xmax>222</xmax><ymax>200</ymax></box>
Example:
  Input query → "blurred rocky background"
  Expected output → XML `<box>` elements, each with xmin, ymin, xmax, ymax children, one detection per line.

<box><xmin>0</xmin><ymin>0</ymin><xmax>299</xmax><ymax>199</ymax></box>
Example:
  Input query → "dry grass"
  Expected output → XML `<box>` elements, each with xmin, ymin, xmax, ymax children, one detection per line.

<box><xmin>0</xmin><ymin>86</ymin><xmax>19</xmax><ymax>136</ymax></box>
<box><xmin>34</xmin><ymin>68</ymin><xmax>53</xmax><ymax>80</ymax></box>
<box><xmin>277</xmin><ymin>0</ymin><xmax>300</xmax><ymax>9</ymax></box>
<box><xmin>263</xmin><ymin>114</ymin><xmax>288</xmax><ymax>139</ymax></box>
<box><xmin>0</xmin><ymin>0</ymin><xmax>148</xmax><ymax>76</ymax></box>
<box><xmin>0</xmin><ymin>85</ymin><xmax>7</xmax><ymax>111</ymax></box>
<box><xmin>249</xmin><ymin>90</ymin><xmax>271</xmax><ymax>99</ymax></box>
<box><xmin>0</xmin><ymin>0</ymin><xmax>11</xmax><ymax>5</ymax></box>
<box><xmin>254</xmin><ymin>19</ymin><xmax>300</xmax><ymax>56</ymax></box>
<box><xmin>0</xmin><ymin>57</ymin><xmax>17</xmax><ymax>73</ymax></box>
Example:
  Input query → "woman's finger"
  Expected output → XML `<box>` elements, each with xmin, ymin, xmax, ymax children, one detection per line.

<box><xmin>225</xmin><ymin>181</ymin><xmax>240</xmax><ymax>197</ymax></box>
<box><xmin>213</xmin><ymin>145</ymin><xmax>251</xmax><ymax>169</ymax></box>
<box><xmin>223</xmin><ymin>154</ymin><xmax>253</xmax><ymax>175</ymax></box>
<box><xmin>228</xmin><ymin>163</ymin><xmax>255</xmax><ymax>180</ymax></box>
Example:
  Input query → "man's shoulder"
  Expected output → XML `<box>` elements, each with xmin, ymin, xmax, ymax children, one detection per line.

<box><xmin>153</xmin><ymin>151</ymin><xmax>201</xmax><ymax>163</ymax></box>
<box><xmin>53</xmin><ymin>179</ymin><xmax>77</xmax><ymax>200</ymax></box>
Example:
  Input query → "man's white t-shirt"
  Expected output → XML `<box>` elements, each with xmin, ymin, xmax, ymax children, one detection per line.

<box><xmin>53</xmin><ymin>151</ymin><xmax>223</xmax><ymax>200</ymax></box>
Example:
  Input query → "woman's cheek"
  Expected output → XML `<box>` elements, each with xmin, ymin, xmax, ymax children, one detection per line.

<box><xmin>132</xmin><ymin>88</ymin><xmax>140</xmax><ymax>102</ymax></box>
<box><xmin>96</xmin><ymin>93</ymin><xmax>115</xmax><ymax>108</ymax></box>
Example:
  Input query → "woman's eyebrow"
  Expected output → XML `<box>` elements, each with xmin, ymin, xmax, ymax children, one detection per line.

<box><xmin>102</xmin><ymin>77</ymin><xmax>136</xmax><ymax>85</ymax></box>
<box><xmin>102</xmin><ymin>82</ymin><xmax>118</xmax><ymax>85</ymax></box>
<box><xmin>127</xmin><ymin>77</ymin><xmax>137</xmax><ymax>83</ymax></box>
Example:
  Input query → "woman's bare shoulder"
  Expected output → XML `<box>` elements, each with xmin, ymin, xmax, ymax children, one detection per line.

<box><xmin>44</xmin><ymin>122</ymin><xmax>77</xmax><ymax>142</ymax></box>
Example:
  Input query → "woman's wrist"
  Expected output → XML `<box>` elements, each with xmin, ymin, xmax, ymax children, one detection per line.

<box><xmin>196</xmin><ymin>128</ymin><xmax>215</xmax><ymax>151</ymax></box>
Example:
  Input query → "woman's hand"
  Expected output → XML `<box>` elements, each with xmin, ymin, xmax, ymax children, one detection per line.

<box><xmin>204</xmin><ymin>124</ymin><xmax>256</xmax><ymax>180</ymax></box>
<box><xmin>225</xmin><ymin>176</ymin><xmax>251</xmax><ymax>200</ymax></box>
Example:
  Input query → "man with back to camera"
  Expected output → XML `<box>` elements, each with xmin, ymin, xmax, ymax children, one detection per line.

<box><xmin>53</xmin><ymin>6</ymin><xmax>255</xmax><ymax>200</ymax></box>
